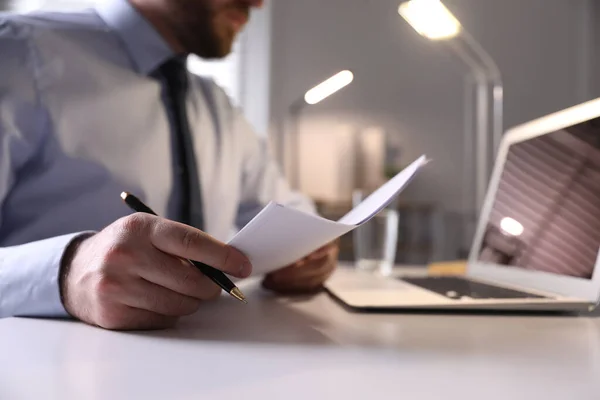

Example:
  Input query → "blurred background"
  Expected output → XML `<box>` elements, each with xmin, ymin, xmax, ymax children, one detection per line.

<box><xmin>2</xmin><ymin>0</ymin><xmax>597</xmax><ymax>265</ymax></box>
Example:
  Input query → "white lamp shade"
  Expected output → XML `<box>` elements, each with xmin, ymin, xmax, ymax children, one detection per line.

<box><xmin>304</xmin><ymin>70</ymin><xmax>354</xmax><ymax>105</ymax></box>
<box><xmin>398</xmin><ymin>0</ymin><xmax>461</xmax><ymax>40</ymax></box>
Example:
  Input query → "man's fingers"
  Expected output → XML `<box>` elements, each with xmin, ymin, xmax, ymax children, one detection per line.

<box><xmin>109</xmin><ymin>308</ymin><xmax>179</xmax><ymax>331</ymax></box>
<box><xmin>94</xmin><ymin>304</ymin><xmax>178</xmax><ymax>331</ymax></box>
<box><xmin>135</xmin><ymin>249</ymin><xmax>222</xmax><ymax>300</ymax></box>
<box><xmin>263</xmin><ymin>243</ymin><xmax>338</xmax><ymax>293</ymax></box>
<box><xmin>271</xmin><ymin>254</ymin><xmax>333</xmax><ymax>281</ymax></box>
<box><xmin>119</xmin><ymin>278</ymin><xmax>204</xmax><ymax>316</ymax></box>
<box><xmin>263</xmin><ymin>272</ymin><xmax>325</xmax><ymax>293</ymax></box>
<box><xmin>308</xmin><ymin>242</ymin><xmax>337</xmax><ymax>260</ymax></box>
<box><xmin>149</xmin><ymin>219</ymin><xmax>251</xmax><ymax>278</ymax></box>
<box><xmin>121</xmin><ymin>309</ymin><xmax>178</xmax><ymax>331</ymax></box>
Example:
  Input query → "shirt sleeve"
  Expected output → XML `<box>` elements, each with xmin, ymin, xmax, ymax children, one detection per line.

<box><xmin>0</xmin><ymin>18</ymin><xmax>85</xmax><ymax>318</ymax></box>
<box><xmin>0</xmin><ymin>234</ymin><xmax>88</xmax><ymax>318</ymax></box>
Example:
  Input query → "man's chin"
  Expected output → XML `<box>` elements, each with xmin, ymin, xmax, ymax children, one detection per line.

<box><xmin>191</xmin><ymin>40</ymin><xmax>234</xmax><ymax>60</ymax></box>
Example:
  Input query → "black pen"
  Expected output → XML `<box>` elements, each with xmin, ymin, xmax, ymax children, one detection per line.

<box><xmin>120</xmin><ymin>191</ymin><xmax>247</xmax><ymax>304</ymax></box>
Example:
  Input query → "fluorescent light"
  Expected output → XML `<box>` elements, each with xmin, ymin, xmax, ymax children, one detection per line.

<box><xmin>398</xmin><ymin>0</ymin><xmax>461</xmax><ymax>40</ymax></box>
<box><xmin>500</xmin><ymin>217</ymin><xmax>524</xmax><ymax>237</ymax></box>
<box><xmin>304</xmin><ymin>70</ymin><xmax>354</xmax><ymax>105</ymax></box>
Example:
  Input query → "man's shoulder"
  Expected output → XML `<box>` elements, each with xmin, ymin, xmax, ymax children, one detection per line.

<box><xmin>0</xmin><ymin>9</ymin><xmax>109</xmax><ymax>91</ymax></box>
<box><xmin>0</xmin><ymin>8</ymin><xmax>106</xmax><ymax>42</ymax></box>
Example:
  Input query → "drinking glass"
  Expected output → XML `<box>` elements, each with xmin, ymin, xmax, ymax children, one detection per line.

<box><xmin>352</xmin><ymin>191</ymin><xmax>399</xmax><ymax>276</ymax></box>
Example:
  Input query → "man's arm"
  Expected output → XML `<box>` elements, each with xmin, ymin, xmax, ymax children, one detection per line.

<box><xmin>0</xmin><ymin>20</ymin><xmax>86</xmax><ymax>318</ymax></box>
<box><xmin>0</xmin><ymin>236</ymin><xmax>87</xmax><ymax>318</ymax></box>
<box><xmin>0</xmin><ymin>93</ymin><xmax>253</xmax><ymax>323</ymax></box>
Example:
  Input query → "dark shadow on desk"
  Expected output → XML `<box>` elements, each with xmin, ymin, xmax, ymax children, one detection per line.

<box><xmin>133</xmin><ymin>288</ymin><xmax>336</xmax><ymax>346</ymax></box>
<box><xmin>127</xmin><ymin>284</ymin><xmax>600</xmax><ymax>348</ymax></box>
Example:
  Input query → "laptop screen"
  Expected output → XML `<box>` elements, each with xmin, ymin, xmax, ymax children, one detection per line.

<box><xmin>478</xmin><ymin>118</ymin><xmax>600</xmax><ymax>279</ymax></box>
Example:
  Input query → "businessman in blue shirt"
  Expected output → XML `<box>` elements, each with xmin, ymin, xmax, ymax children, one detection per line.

<box><xmin>0</xmin><ymin>0</ymin><xmax>339</xmax><ymax>329</ymax></box>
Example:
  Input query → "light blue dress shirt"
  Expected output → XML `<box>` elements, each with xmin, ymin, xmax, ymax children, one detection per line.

<box><xmin>0</xmin><ymin>0</ymin><xmax>313</xmax><ymax>318</ymax></box>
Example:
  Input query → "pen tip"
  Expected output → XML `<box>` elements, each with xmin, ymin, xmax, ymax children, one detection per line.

<box><xmin>120</xmin><ymin>191</ymin><xmax>129</xmax><ymax>200</ymax></box>
<box><xmin>231</xmin><ymin>287</ymin><xmax>247</xmax><ymax>304</ymax></box>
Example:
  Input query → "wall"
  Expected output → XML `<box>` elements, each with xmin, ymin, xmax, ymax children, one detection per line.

<box><xmin>268</xmin><ymin>0</ymin><xmax>593</xmax><ymax>215</ymax></box>
<box><xmin>239</xmin><ymin>1</ymin><xmax>273</xmax><ymax>136</ymax></box>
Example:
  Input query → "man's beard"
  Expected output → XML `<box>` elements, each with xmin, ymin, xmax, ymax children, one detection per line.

<box><xmin>168</xmin><ymin>0</ymin><xmax>249</xmax><ymax>59</ymax></box>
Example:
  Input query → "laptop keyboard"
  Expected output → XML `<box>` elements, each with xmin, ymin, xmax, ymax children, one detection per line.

<box><xmin>399</xmin><ymin>276</ymin><xmax>547</xmax><ymax>299</ymax></box>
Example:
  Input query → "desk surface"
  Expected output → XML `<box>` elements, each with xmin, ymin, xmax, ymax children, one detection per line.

<box><xmin>1</xmin><ymin>275</ymin><xmax>600</xmax><ymax>400</ymax></box>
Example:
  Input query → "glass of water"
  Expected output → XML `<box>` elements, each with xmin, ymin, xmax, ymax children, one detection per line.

<box><xmin>352</xmin><ymin>192</ymin><xmax>399</xmax><ymax>276</ymax></box>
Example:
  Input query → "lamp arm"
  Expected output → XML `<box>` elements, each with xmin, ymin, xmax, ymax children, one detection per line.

<box><xmin>447</xmin><ymin>40</ymin><xmax>492</xmax><ymax>213</ymax></box>
<box><xmin>460</xmin><ymin>29</ymin><xmax>501</xmax><ymax>84</ymax></box>
<box><xmin>459</xmin><ymin>29</ymin><xmax>504</xmax><ymax>157</ymax></box>
<box><xmin>289</xmin><ymin>98</ymin><xmax>306</xmax><ymax>115</ymax></box>
<box><xmin>448</xmin><ymin>40</ymin><xmax>488</xmax><ymax>83</ymax></box>
<box><xmin>450</xmin><ymin>30</ymin><xmax>504</xmax><ymax>173</ymax></box>
<box><xmin>283</xmin><ymin>98</ymin><xmax>307</xmax><ymax>189</ymax></box>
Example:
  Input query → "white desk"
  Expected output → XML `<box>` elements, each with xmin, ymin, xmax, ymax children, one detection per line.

<box><xmin>1</xmin><ymin>276</ymin><xmax>600</xmax><ymax>400</ymax></box>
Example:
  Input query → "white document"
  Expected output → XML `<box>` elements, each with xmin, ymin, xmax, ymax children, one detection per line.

<box><xmin>228</xmin><ymin>155</ymin><xmax>429</xmax><ymax>275</ymax></box>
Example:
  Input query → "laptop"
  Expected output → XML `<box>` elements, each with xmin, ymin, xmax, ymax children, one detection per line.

<box><xmin>325</xmin><ymin>98</ymin><xmax>600</xmax><ymax>312</ymax></box>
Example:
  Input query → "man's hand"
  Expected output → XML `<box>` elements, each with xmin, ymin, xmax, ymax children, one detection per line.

<box><xmin>60</xmin><ymin>213</ymin><xmax>252</xmax><ymax>330</ymax></box>
<box><xmin>262</xmin><ymin>240</ymin><xmax>339</xmax><ymax>294</ymax></box>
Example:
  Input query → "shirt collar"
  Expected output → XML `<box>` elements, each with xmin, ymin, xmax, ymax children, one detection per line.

<box><xmin>95</xmin><ymin>0</ymin><xmax>174</xmax><ymax>75</ymax></box>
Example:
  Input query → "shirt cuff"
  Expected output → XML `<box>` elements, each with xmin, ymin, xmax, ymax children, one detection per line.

<box><xmin>0</xmin><ymin>232</ymin><xmax>93</xmax><ymax>318</ymax></box>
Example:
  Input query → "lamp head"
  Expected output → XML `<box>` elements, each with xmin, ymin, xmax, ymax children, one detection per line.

<box><xmin>304</xmin><ymin>70</ymin><xmax>354</xmax><ymax>105</ymax></box>
<box><xmin>399</xmin><ymin>0</ymin><xmax>461</xmax><ymax>40</ymax></box>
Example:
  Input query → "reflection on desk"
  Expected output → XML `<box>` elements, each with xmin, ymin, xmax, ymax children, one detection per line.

<box><xmin>1</xmin><ymin>278</ymin><xmax>599</xmax><ymax>400</ymax></box>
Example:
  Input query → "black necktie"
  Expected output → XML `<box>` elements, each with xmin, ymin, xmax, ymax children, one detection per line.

<box><xmin>157</xmin><ymin>57</ymin><xmax>205</xmax><ymax>230</ymax></box>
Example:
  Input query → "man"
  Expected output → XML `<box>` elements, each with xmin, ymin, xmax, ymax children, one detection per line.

<box><xmin>0</xmin><ymin>0</ymin><xmax>338</xmax><ymax>330</ymax></box>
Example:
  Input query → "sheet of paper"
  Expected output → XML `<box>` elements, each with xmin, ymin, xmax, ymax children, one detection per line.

<box><xmin>228</xmin><ymin>155</ymin><xmax>429</xmax><ymax>276</ymax></box>
<box><xmin>338</xmin><ymin>155</ymin><xmax>428</xmax><ymax>225</ymax></box>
